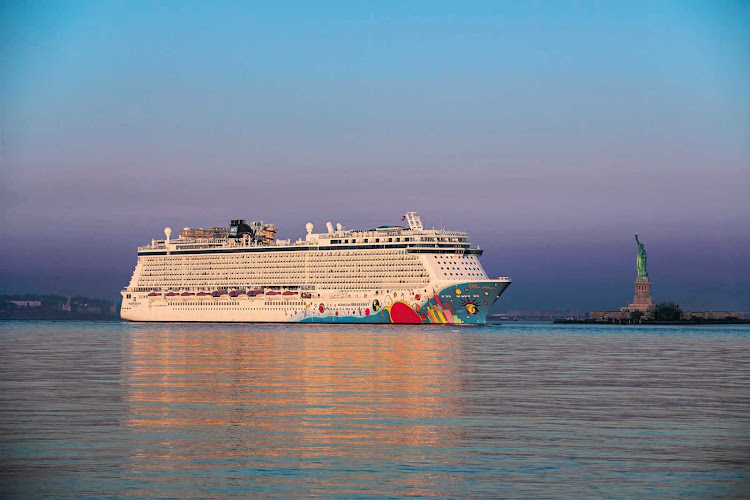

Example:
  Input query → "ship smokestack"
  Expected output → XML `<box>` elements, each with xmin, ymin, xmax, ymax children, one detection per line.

<box><xmin>326</xmin><ymin>221</ymin><xmax>334</xmax><ymax>234</ymax></box>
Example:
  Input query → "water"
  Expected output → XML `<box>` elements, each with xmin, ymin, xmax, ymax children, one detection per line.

<box><xmin>1</xmin><ymin>321</ymin><xmax>748</xmax><ymax>498</ymax></box>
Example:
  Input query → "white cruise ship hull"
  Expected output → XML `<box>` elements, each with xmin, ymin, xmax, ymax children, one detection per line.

<box><xmin>122</xmin><ymin>280</ymin><xmax>510</xmax><ymax>325</ymax></box>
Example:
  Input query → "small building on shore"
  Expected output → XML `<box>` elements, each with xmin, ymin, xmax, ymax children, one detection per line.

<box><xmin>10</xmin><ymin>300</ymin><xmax>41</xmax><ymax>308</ymax></box>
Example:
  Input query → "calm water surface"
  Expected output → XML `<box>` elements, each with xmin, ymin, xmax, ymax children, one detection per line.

<box><xmin>1</xmin><ymin>321</ymin><xmax>748</xmax><ymax>498</ymax></box>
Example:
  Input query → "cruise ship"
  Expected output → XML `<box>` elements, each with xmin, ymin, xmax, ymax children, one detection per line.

<box><xmin>120</xmin><ymin>213</ymin><xmax>511</xmax><ymax>324</ymax></box>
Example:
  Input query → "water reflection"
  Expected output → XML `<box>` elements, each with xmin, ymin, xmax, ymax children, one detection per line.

<box><xmin>4</xmin><ymin>322</ymin><xmax>746</xmax><ymax>497</ymax></box>
<box><xmin>123</xmin><ymin>325</ymin><xmax>465</xmax><ymax>495</ymax></box>
<box><xmin>118</xmin><ymin>323</ymin><xmax>750</xmax><ymax>497</ymax></box>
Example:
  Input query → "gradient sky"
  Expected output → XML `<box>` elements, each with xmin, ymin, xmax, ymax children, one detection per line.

<box><xmin>1</xmin><ymin>1</ymin><xmax>749</xmax><ymax>311</ymax></box>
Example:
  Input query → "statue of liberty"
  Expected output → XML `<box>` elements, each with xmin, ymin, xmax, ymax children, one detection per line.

<box><xmin>635</xmin><ymin>234</ymin><xmax>648</xmax><ymax>279</ymax></box>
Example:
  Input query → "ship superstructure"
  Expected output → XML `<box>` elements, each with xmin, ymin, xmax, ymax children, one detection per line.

<box><xmin>121</xmin><ymin>213</ymin><xmax>511</xmax><ymax>324</ymax></box>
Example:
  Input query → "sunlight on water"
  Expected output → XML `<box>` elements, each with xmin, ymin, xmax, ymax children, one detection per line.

<box><xmin>1</xmin><ymin>321</ymin><xmax>748</xmax><ymax>497</ymax></box>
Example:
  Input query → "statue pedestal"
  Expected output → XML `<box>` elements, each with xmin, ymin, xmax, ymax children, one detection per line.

<box><xmin>621</xmin><ymin>278</ymin><xmax>655</xmax><ymax>315</ymax></box>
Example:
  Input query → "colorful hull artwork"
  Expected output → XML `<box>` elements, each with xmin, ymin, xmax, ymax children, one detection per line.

<box><xmin>298</xmin><ymin>281</ymin><xmax>510</xmax><ymax>325</ymax></box>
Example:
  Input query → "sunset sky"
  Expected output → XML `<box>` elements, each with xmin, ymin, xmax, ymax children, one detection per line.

<box><xmin>1</xmin><ymin>1</ymin><xmax>748</xmax><ymax>311</ymax></box>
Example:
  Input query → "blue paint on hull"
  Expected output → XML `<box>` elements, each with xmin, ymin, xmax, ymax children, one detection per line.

<box><xmin>298</xmin><ymin>281</ymin><xmax>510</xmax><ymax>325</ymax></box>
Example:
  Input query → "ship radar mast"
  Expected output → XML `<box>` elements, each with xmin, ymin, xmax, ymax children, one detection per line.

<box><xmin>404</xmin><ymin>212</ymin><xmax>423</xmax><ymax>231</ymax></box>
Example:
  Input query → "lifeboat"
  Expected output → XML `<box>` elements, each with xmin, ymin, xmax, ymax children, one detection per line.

<box><xmin>181</xmin><ymin>292</ymin><xmax>194</xmax><ymax>297</ymax></box>
<box><xmin>147</xmin><ymin>292</ymin><xmax>160</xmax><ymax>297</ymax></box>
<box><xmin>282</xmin><ymin>291</ymin><xmax>297</xmax><ymax>296</ymax></box>
<box><xmin>266</xmin><ymin>290</ymin><xmax>281</xmax><ymax>296</ymax></box>
<box><xmin>196</xmin><ymin>292</ymin><xmax>210</xmax><ymax>296</ymax></box>
<box><xmin>247</xmin><ymin>289</ymin><xmax>263</xmax><ymax>296</ymax></box>
<box><xmin>165</xmin><ymin>292</ymin><xmax>178</xmax><ymax>297</ymax></box>
<box><xmin>229</xmin><ymin>291</ymin><xmax>241</xmax><ymax>297</ymax></box>
<box><xmin>300</xmin><ymin>292</ymin><xmax>312</xmax><ymax>299</ymax></box>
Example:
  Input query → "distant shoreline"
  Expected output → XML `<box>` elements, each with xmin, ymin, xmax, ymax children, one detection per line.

<box><xmin>554</xmin><ymin>318</ymin><xmax>750</xmax><ymax>325</ymax></box>
<box><xmin>1</xmin><ymin>294</ymin><xmax>119</xmax><ymax>322</ymax></box>
<box><xmin>0</xmin><ymin>313</ymin><xmax>120</xmax><ymax>321</ymax></box>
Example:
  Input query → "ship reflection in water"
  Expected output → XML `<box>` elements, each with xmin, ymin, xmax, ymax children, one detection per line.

<box><xmin>116</xmin><ymin>323</ymin><xmax>750</xmax><ymax>498</ymax></box>
<box><xmin>123</xmin><ymin>324</ymin><xmax>466</xmax><ymax>497</ymax></box>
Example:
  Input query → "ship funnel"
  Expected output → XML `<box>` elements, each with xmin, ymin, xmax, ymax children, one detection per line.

<box><xmin>326</xmin><ymin>221</ymin><xmax>334</xmax><ymax>233</ymax></box>
<box><xmin>336</xmin><ymin>223</ymin><xmax>343</xmax><ymax>231</ymax></box>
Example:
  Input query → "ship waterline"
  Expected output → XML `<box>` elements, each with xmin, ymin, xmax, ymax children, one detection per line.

<box><xmin>121</xmin><ymin>213</ymin><xmax>511</xmax><ymax>324</ymax></box>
